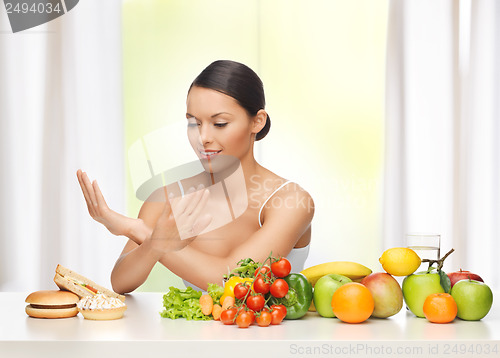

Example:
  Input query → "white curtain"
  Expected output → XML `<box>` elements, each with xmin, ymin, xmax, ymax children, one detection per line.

<box><xmin>0</xmin><ymin>0</ymin><xmax>125</xmax><ymax>291</ymax></box>
<box><xmin>384</xmin><ymin>0</ymin><xmax>500</xmax><ymax>288</ymax></box>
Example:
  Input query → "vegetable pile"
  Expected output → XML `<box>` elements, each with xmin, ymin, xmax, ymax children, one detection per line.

<box><xmin>159</xmin><ymin>252</ymin><xmax>313</xmax><ymax>328</ymax></box>
<box><xmin>160</xmin><ymin>284</ymin><xmax>223</xmax><ymax>321</ymax></box>
<box><xmin>217</xmin><ymin>253</ymin><xmax>313</xmax><ymax>328</ymax></box>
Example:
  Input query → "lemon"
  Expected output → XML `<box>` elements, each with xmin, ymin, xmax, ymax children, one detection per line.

<box><xmin>379</xmin><ymin>248</ymin><xmax>421</xmax><ymax>276</ymax></box>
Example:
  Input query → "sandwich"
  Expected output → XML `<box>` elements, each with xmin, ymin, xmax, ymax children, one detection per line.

<box><xmin>54</xmin><ymin>264</ymin><xmax>125</xmax><ymax>302</ymax></box>
<box><xmin>25</xmin><ymin>290</ymin><xmax>80</xmax><ymax>319</ymax></box>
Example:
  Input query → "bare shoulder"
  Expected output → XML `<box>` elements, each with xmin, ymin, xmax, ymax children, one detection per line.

<box><xmin>261</xmin><ymin>180</ymin><xmax>315</xmax><ymax>225</ymax></box>
<box><xmin>274</xmin><ymin>182</ymin><xmax>314</xmax><ymax>213</ymax></box>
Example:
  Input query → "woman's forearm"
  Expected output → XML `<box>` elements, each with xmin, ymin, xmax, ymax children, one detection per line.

<box><xmin>158</xmin><ymin>247</ymin><xmax>228</xmax><ymax>291</ymax></box>
<box><xmin>158</xmin><ymin>243</ymin><xmax>277</xmax><ymax>290</ymax></box>
<box><xmin>125</xmin><ymin>218</ymin><xmax>153</xmax><ymax>245</ymax></box>
<box><xmin>111</xmin><ymin>239</ymin><xmax>162</xmax><ymax>294</ymax></box>
<box><xmin>156</xmin><ymin>220</ymin><xmax>306</xmax><ymax>290</ymax></box>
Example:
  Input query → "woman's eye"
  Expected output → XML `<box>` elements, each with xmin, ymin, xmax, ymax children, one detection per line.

<box><xmin>214</xmin><ymin>123</ymin><xmax>228</xmax><ymax>128</ymax></box>
<box><xmin>187</xmin><ymin>122</ymin><xmax>199</xmax><ymax>127</ymax></box>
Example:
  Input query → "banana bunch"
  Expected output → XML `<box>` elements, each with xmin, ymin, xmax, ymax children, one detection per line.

<box><xmin>300</xmin><ymin>261</ymin><xmax>372</xmax><ymax>287</ymax></box>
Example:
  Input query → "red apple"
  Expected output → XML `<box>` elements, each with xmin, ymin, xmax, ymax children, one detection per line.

<box><xmin>448</xmin><ymin>269</ymin><xmax>484</xmax><ymax>288</ymax></box>
<box><xmin>361</xmin><ymin>272</ymin><xmax>403</xmax><ymax>318</ymax></box>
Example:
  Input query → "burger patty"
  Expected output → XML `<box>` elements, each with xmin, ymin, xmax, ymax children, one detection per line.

<box><xmin>29</xmin><ymin>304</ymin><xmax>77</xmax><ymax>309</ymax></box>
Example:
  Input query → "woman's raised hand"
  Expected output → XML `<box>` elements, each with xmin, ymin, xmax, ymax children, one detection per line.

<box><xmin>76</xmin><ymin>169</ymin><xmax>150</xmax><ymax>242</ymax></box>
<box><xmin>149</xmin><ymin>185</ymin><xmax>212</xmax><ymax>253</ymax></box>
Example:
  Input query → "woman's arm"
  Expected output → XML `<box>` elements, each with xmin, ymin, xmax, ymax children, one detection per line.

<box><xmin>110</xmin><ymin>236</ymin><xmax>163</xmax><ymax>294</ymax></box>
<box><xmin>77</xmin><ymin>169</ymin><xmax>152</xmax><ymax>244</ymax></box>
<box><xmin>110</xmin><ymin>187</ymin><xmax>212</xmax><ymax>294</ymax></box>
<box><xmin>158</xmin><ymin>187</ymin><xmax>314</xmax><ymax>290</ymax></box>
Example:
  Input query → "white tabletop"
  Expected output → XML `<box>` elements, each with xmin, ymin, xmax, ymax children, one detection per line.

<box><xmin>1</xmin><ymin>292</ymin><xmax>499</xmax><ymax>358</ymax></box>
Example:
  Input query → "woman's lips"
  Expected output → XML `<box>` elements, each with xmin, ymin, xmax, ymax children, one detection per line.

<box><xmin>199</xmin><ymin>149</ymin><xmax>222</xmax><ymax>160</ymax></box>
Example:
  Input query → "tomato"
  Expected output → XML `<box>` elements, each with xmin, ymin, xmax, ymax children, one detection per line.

<box><xmin>271</xmin><ymin>304</ymin><xmax>287</xmax><ymax>316</ymax></box>
<box><xmin>220</xmin><ymin>308</ymin><xmax>238</xmax><ymax>325</ymax></box>
<box><xmin>270</xmin><ymin>304</ymin><xmax>287</xmax><ymax>325</ymax></box>
<box><xmin>83</xmin><ymin>284</ymin><xmax>98</xmax><ymax>294</ymax></box>
<box><xmin>256</xmin><ymin>310</ymin><xmax>272</xmax><ymax>327</ymax></box>
<box><xmin>271</xmin><ymin>258</ymin><xmax>292</xmax><ymax>277</ymax></box>
<box><xmin>236</xmin><ymin>310</ymin><xmax>255</xmax><ymax>328</ymax></box>
<box><xmin>233</xmin><ymin>283</ymin><xmax>249</xmax><ymax>300</ymax></box>
<box><xmin>254</xmin><ymin>265</ymin><xmax>272</xmax><ymax>279</ymax></box>
<box><xmin>253</xmin><ymin>276</ymin><xmax>270</xmax><ymax>294</ymax></box>
<box><xmin>246</xmin><ymin>294</ymin><xmax>265</xmax><ymax>312</ymax></box>
<box><xmin>223</xmin><ymin>277</ymin><xmax>253</xmax><ymax>298</ymax></box>
<box><xmin>270</xmin><ymin>278</ymin><xmax>289</xmax><ymax>298</ymax></box>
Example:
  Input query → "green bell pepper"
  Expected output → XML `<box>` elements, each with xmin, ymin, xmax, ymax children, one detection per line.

<box><xmin>278</xmin><ymin>273</ymin><xmax>313</xmax><ymax>319</ymax></box>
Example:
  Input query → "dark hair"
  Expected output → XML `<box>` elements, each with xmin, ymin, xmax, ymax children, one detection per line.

<box><xmin>189</xmin><ymin>60</ymin><xmax>271</xmax><ymax>141</ymax></box>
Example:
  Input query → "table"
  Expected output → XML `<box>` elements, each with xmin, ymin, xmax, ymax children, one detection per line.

<box><xmin>1</xmin><ymin>292</ymin><xmax>499</xmax><ymax>358</ymax></box>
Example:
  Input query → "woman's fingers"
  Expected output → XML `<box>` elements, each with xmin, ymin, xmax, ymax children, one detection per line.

<box><xmin>81</xmin><ymin>172</ymin><xmax>98</xmax><ymax>207</ymax></box>
<box><xmin>183</xmin><ymin>184</ymin><xmax>206</xmax><ymax>216</ymax></box>
<box><xmin>188</xmin><ymin>188</ymin><xmax>210</xmax><ymax>222</ymax></box>
<box><xmin>77</xmin><ymin>170</ymin><xmax>96</xmax><ymax>217</ymax></box>
<box><xmin>174</xmin><ymin>186</ymin><xmax>196</xmax><ymax>214</ymax></box>
<box><xmin>93</xmin><ymin>180</ymin><xmax>109</xmax><ymax>210</ymax></box>
<box><xmin>192</xmin><ymin>213</ymin><xmax>213</xmax><ymax>236</ymax></box>
<box><xmin>179</xmin><ymin>189</ymin><xmax>210</xmax><ymax>239</ymax></box>
<box><xmin>152</xmin><ymin>202</ymin><xmax>173</xmax><ymax>235</ymax></box>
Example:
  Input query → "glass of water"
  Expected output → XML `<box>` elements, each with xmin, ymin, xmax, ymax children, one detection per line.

<box><xmin>406</xmin><ymin>233</ymin><xmax>441</xmax><ymax>272</ymax></box>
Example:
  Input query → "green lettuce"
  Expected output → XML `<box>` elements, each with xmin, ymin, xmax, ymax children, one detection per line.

<box><xmin>160</xmin><ymin>286</ymin><xmax>211</xmax><ymax>320</ymax></box>
<box><xmin>207</xmin><ymin>283</ymin><xmax>224</xmax><ymax>304</ymax></box>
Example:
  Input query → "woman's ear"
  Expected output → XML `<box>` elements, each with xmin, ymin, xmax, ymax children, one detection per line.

<box><xmin>251</xmin><ymin>109</ymin><xmax>267</xmax><ymax>135</ymax></box>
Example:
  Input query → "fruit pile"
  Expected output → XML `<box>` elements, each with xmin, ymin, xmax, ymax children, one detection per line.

<box><xmin>161</xmin><ymin>247</ymin><xmax>493</xmax><ymax>326</ymax></box>
<box><xmin>216</xmin><ymin>255</ymin><xmax>313</xmax><ymax>328</ymax></box>
<box><xmin>298</xmin><ymin>247</ymin><xmax>493</xmax><ymax>324</ymax></box>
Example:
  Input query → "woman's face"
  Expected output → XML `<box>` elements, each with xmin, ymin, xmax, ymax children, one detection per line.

<box><xmin>186</xmin><ymin>86</ymin><xmax>258</xmax><ymax>166</ymax></box>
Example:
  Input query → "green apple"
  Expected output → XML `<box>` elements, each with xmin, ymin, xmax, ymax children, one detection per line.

<box><xmin>451</xmin><ymin>279</ymin><xmax>493</xmax><ymax>321</ymax></box>
<box><xmin>361</xmin><ymin>272</ymin><xmax>403</xmax><ymax>318</ymax></box>
<box><xmin>402</xmin><ymin>272</ymin><xmax>444</xmax><ymax>318</ymax></box>
<box><xmin>313</xmin><ymin>274</ymin><xmax>352</xmax><ymax>317</ymax></box>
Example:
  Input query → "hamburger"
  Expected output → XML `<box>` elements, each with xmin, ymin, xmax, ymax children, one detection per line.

<box><xmin>25</xmin><ymin>290</ymin><xmax>80</xmax><ymax>319</ymax></box>
<box><xmin>53</xmin><ymin>264</ymin><xmax>125</xmax><ymax>302</ymax></box>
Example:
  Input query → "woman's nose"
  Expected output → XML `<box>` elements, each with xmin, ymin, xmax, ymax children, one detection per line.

<box><xmin>198</xmin><ymin>125</ymin><xmax>213</xmax><ymax>145</ymax></box>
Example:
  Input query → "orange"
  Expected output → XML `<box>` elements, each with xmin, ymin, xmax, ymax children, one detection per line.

<box><xmin>331</xmin><ymin>282</ymin><xmax>374</xmax><ymax>323</ymax></box>
<box><xmin>423</xmin><ymin>293</ymin><xmax>457</xmax><ymax>323</ymax></box>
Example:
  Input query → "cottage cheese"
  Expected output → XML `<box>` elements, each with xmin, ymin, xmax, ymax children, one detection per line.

<box><xmin>77</xmin><ymin>294</ymin><xmax>126</xmax><ymax>310</ymax></box>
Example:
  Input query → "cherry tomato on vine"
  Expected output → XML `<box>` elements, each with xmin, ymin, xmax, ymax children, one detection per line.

<box><xmin>236</xmin><ymin>310</ymin><xmax>255</xmax><ymax>328</ymax></box>
<box><xmin>246</xmin><ymin>294</ymin><xmax>265</xmax><ymax>312</ymax></box>
<box><xmin>233</xmin><ymin>283</ymin><xmax>249</xmax><ymax>300</ymax></box>
<box><xmin>271</xmin><ymin>257</ymin><xmax>292</xmax><ymax>277</ymax></box>
<box><xmin>253</xmin><ymin>276</ymin><xmax>270</xmax><ymax>294</ymax></box>
<box><xmin>254</xmin><ymin>265</ymin><xmax>272</xmax><ymax>279</ymax></box>
<box><xmin>270</xmin><ymin>304</ymin><xmax>287</xmax><ymax>325</ymax></box>
<box><xmin>256</xmin><ymin>310</ymin><xmax>272</xmax><ymax>327</ymax></box>
<box><xmin>220</xmin><ymin>307</ymin><xmax>238</xmax><ymax>325</ymax></box>
<box><xmin>270</xmin><ymin>304</ymin><xmax>287</xmax><ymax>316</ymax></box>
<box><xmin>270</xmin><ymin>278</ymin><xmax>289</xmax><ymax>298</ymax></box>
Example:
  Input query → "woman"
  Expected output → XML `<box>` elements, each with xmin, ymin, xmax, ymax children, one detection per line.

<box><xmin>77</xmin><ymin>60</ymin><xmax>314</xmax><ymax>293</ymax></box>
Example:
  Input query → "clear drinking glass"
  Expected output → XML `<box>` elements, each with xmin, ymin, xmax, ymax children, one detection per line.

<box><xmin>406</xmin><ymin>233</ymin><xmax>441</xmax><ymax>272</ymax></box>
